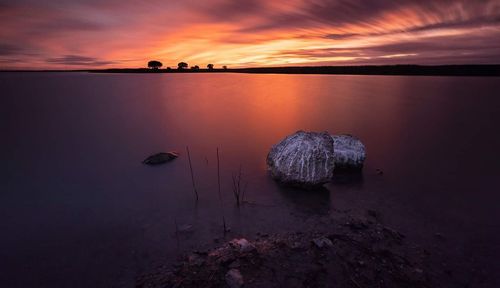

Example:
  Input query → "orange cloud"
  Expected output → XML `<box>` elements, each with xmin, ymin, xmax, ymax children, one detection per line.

<box><xmin>1</xmin><ymin>0</ymin><xmax>499</xmax><ymax>69</ymax></box>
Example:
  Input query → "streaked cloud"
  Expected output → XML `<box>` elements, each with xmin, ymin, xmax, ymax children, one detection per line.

<box><xmin>0</xmin><ymin>0</ymin><xmax>499</xmax><ymax>69</ymax></box>
<box><xmin>46</xmin><ymin>55</ymin><xmax>116</xmax><ymax>66</ymax></box>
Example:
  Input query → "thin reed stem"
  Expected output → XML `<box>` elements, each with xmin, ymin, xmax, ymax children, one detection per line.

<box><xmin>216</xmin><ymin>148</ymin><xmax>228</xmax><ymax>234</ymax></box>
<box><xmin>186</xmin><ymin>146</ymin><xmax>198</xmax><ymax>201</ymax></box>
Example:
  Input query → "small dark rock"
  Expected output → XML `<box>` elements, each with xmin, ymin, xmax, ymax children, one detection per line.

<box><xmin>312</xmin><ymin>237</ymin><xmax>333</xmax><ymax>248</ymax></box>
<box><xmin>344</xmin><ymin>221</ymin><xmax>369</xmax><ymax>230</ymax></box>
<box><xmin>143</xmin><ymin>152</ymin><xmax>179</xmax><ymax>165</ymax></box>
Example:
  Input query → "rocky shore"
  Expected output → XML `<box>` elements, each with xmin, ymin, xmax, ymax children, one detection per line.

<box><xmin>136</xmin><ymin>210</ymin><xmax>437</xmax><ymax>288</ymax></box>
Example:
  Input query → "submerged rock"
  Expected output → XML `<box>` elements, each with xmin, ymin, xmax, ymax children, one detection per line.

<box><xmin>142</xmin><ymin>152</ymin><xmax>178</xmax><ymax>165</ymax></box>
<box><xmin>331</xmin><ymin>134</ymin><xmax>366</xmax><ymax>170</ymax></box>
<box><xmin>267</xmin><ymin>131</ymin><xmax>335</xmax><ymax>188</ymax></box>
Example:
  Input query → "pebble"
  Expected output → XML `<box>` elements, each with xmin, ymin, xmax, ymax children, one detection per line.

<box><xmin>231</xmin><ymin>238</ymin><xmax>256</xmax><ymax>253</ymax></box>
<box><xmin>312</xmin><ymin>237</ymin><xmax>333</xmax><ymax>248</ymax></box>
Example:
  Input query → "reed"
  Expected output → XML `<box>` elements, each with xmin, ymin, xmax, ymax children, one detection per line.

<box><xmin>186</xmin><ymin>146</ymin><xmax>198</xmax><ymax>201</ymax></box>
<box><xmin>217</xmin><ymin>148</ymin><xmax>222</xmax><ymax>202</ymax></box>
<box><xmin>216</xmin><ymin>148</ymin><xmax>229</xmax><ymax>234</ymax></box>
<box><xmin>231</xmin><ymin>165</ymin><xmax>246</xmax><ymax>207</ymax></box>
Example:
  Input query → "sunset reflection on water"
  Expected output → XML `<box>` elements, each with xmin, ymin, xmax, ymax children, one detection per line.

<box><xmin>1</xmin><ymin>72</ymin><xmax>499</xmax><ymax>287</ymax></box>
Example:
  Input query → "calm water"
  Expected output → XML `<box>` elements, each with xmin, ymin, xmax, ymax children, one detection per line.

<box><xmin>1</xmin><ymin>72</ymin><xmax>499</xmax><ymax>287</ymax></box>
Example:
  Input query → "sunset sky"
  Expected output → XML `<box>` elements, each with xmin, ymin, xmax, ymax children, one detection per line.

<box><xmin>1</xmin><ymin>0</ymin><xmax>500</xmax><ymax>69</ymax></box>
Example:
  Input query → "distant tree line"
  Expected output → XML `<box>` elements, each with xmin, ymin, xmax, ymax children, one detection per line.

<box><xmin>147</xmin><ymin>60</ymin><xmax>162</xmax><ymax>69</ymax></box>
<box><xmin>147</xmin><ymin>60</ymin><xmax>228</xmax><ymax>71</ymax></box>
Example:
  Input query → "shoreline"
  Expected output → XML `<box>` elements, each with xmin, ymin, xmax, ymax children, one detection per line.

<box><xmin>136</xmin><ymin>208</ymin><xmax>461</xmax><ymax>288</ymax></box>
<box><xmin>1</xmin><ymin>64</ymin><xmax>499</xmax><ymax>76</ymax></box>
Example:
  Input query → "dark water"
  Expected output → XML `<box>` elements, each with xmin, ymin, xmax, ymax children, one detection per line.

<box><xmin>1</xmin><ymin>72</ymin><xmax>499</xmax><ymax>287</ymax></box>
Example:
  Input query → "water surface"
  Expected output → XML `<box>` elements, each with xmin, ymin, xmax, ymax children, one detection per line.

<box><xmin>1</xmin><ymin>72</ymin><xmax>499</xmax><ymax>287</ymax></box>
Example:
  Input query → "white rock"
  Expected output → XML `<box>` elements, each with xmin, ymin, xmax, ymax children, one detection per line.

<box><xmin>225</xmin><ymin>269</ymin><xmax>244</xmax><ymax>288</ymax></box>
<box><xmin>267</xmin><ymin>131</ymin><xmax>335</xmax><ymax>187</ymax></box>
<box><xmin>331</xmin><ymin>134</ymin><xmax>366</xmax><ymax>170</ymax></box>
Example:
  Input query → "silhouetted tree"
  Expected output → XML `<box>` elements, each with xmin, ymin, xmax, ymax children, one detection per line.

<box><xmin>222</xmin><ymin>65</ymin><xmax>228</xmax><ymax>70</ymax></box>
<box><xmin>178</xmin><ymin>62</ymin><xmax>188</xmax><ymax>70</ymax></box>
<box><xmin>166</xmin><ymin>67</ymin><xmax>172</xmax><ymax>71</ymax></box>
<box><xmin>148</xmin><ymin>60</ymin><xmax>163</xmax><ymax>69</ymax></box>
<box><xmin>191</xmin><ymin>65</ymin><xmax>200</xmax><ymax>70</ymax></box>
<box><xmin>207</xmin><ymin>64</ymin><xmax>214</xmax><ymax>70</ymax></box>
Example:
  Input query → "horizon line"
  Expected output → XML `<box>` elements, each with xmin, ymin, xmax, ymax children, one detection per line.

<box><xmin>2</xmin><ymin>63</ymin><xmax>500</xmax><ymax>72</ymax></box>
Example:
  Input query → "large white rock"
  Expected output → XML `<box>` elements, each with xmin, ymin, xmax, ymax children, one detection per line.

<box><xmin>331</xmin><ymin>134</ymin><xmax>366</xmax><ymax>170</ymax></box>
<box><xmin>267</xmin><ymin>131</ymin><xmax>335</xmax><ymax>187</ymax></box>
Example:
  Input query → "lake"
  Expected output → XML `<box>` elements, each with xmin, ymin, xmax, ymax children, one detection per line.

<box><xmin>1</xmin><ymin>72</ymin><xmax>499</xmax><ymax>287</ymax></box>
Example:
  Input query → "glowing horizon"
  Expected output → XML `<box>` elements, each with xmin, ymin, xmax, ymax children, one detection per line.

<box><xmin>1</xmin><ymin>0</ymin><xmax>500</xmax><ymax>69</ymax></box>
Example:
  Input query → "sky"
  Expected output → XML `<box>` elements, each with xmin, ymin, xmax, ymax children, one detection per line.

<box><xmin>1</xmin><ymin>0</ymin><xmax>500</xmax><ymax>69</ymax></box>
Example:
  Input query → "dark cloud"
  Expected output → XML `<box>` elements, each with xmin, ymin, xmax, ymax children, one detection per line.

<box><xmin>324</xmin><ymin>33</ymin><xmax>361</xmax><ymax>40</ymax></box>
<box><xmin>280</xmin><ymin>48</ymin><xmax>364</xmax><ymax>58</ymax></box>
<box><xmin>203</xmin><ymin>0</ymin><xmax>265</xmax><ymax>21</ymax></box>
<box><xmin>369</xmin><ymin>37</ymin><xmax>500</xmax><ymax>55</ymax></box>
<box><xmin>46</xmin><ymin>55</ymin><xmax>116</xmax><ymax>66</ymax></box>
<box><xmin>0</xmin><ymin>41</ymin><xmax>40</xmax><ymax>58</ymax></box>
<box><xmin>0</xmin><ymin>43</ymin><xmax>20</xmax><ymax>56</ymax></box>
<box><xmin>36</xmin><ymin>17</ymin><xmax>107</xmax><ymax>32</ymax></box>
<box><xmin>279</xmin><ymin>27</ymin><xmax>500</xmax><ymax>65</ymax></box>
<box><xmin>323</xmin><ymin>16</ymin><xmax>500</xmax><ymax>41</ymax></box>
<box><xmin>221</xmin><ymin>0</ymin><xmax>500</xmax><ymax>34</ymax></box>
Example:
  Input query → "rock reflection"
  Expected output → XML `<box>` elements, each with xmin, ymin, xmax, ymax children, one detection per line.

<box><xmin>331</xmin><ymin>171</ymin><xmax>364</xmax><ymax>187</ymax></box>
<box><xmin>280</xmin><ymin>186</ymin><xmax>331</xmax><ymax>215</ymax></box>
